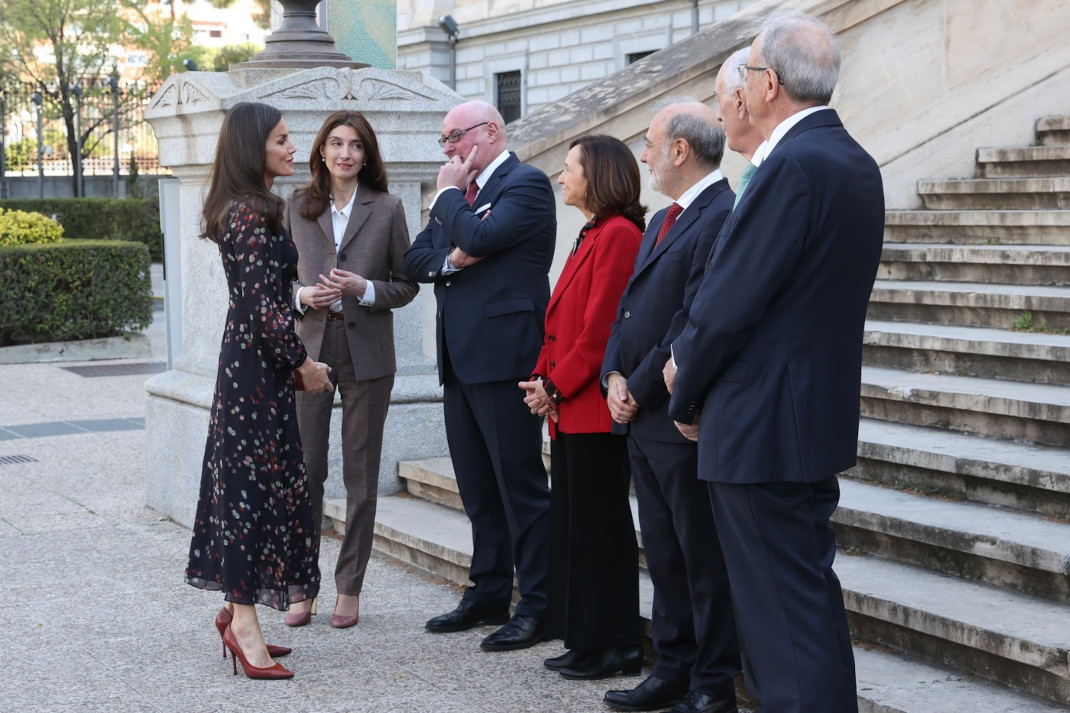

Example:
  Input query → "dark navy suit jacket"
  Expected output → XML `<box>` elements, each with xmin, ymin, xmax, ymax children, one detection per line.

<box><xmin>668</xmin><ymin>110</ymin><xmax>885</xmax><ymax>483</ymax></box>
<box><xmin>404</xmin><ymin>152</ymin><xmax>556</xmax><ymax>384</ymax></box>
<box><xmin>601</xmin><ymin>177</ymin><xmax>734</xmax><ymax>443</ymax></box>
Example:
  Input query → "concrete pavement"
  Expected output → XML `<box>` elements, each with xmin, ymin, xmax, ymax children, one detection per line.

<box><xmin>0</xmin><ymin>285</ymin><xmax>634</xmax><ymax>713</ymax></box>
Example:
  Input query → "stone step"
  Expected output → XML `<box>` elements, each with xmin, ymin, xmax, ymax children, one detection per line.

<box><xmin>1037</xmin><ymin>116</ymin><xmax>1070</xmax><ymax>147</ymax></box>
<box><xmin>862</xmin><ymin>320</ymin><xmax>1070</xmax><ymax>384</ymax></box>
<box><xmin>397</xmin><ymin>457</ymin><xmax>649</xmax><ymax>564</ymax></box>
<box><xmin>977</xmin><ymin>145</ymin><xmax>1070</xmax><ymax>177</ymax></box>
<box><xmin>866</xmin><ymin>280</ymin><xmax>1070</xmax><ymax>330</ymax></box>
<box><xmin>859</xmin><ymin>366</ymin><xmax>1070</xmax><ymax>447</ymax></box>
<box><xmin>833</xmin><ymin>479</ymin><xmax>1070</xmax><ymax>603</ymax></box>
<box><xmin>839</xmin><ymin>554</ymin><xmax>1070</xmax><ymax>705</ymax></box>
<box><xmin>850</xmin><ymin>418</ymin><xmax>1070</xmax><ymax>520</ymax></box>
<box><xmin>359</xmin><ymin>492</ymin><xmax>1067</xmax><ymax>709</ymax></box>
<box><xmin>363</xmin><ymin>493</ymin><xmax>655</xmax><ymax>634</ymax></box>
<box><xmin>917</xmin><ymin>177</ymin><xmax>1070</xmax><ymax>210</ymax></box>
<box><xmin>853</xmin><ymin>646</ymin><xmax>1068</xmax><ymax>713</ymax></box>
<box><xmin>879</xmin><ymin>243</ymin><xmax>1070</xmax><ymax>286</ymax></box>
<box><xmin>883</xmin><ymin>210</ymin><xmax>1070</xmax><ymax>245</ymax></box>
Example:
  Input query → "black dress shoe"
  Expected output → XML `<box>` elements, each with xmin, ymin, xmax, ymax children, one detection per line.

<box><xmin>558</xmin><ymin>646</ymin><xmax>643</xmax><ymax>680</ymax></box>
<box><xmin>425</xmin><ymin>600</ymin><xmax>510</xmax><ymax>633</ymax></box>
<box><xmin>604</xmin><ymin>675</ymin><xmax>689</xmax><ymax>712</ymax></box>
<box><xmin>480</xmin><ymin>615</ymin><xmax>545</xmax><ymax>651</ymax></box>
<box><xmin>544</xmin><ymin>648</ymin><xmax>589</xmax><ymax>670</ymax></box>
<box><xmin>666</xmin><ymin>691</ymin><xmax>739</xmax><ymax>713</ymax></box>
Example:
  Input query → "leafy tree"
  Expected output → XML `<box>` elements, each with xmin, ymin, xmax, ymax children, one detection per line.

<box><xmin>209</xmin><ymin>0</ymin><xmax>271</xmax><ymax>31</ymax></box>
<box><xmin>119</xmin><ymin>1</ymin><xmax>198</xmax><ymax>86</ymax></box>
<box><xmin>0</xmin><ymin>0</ymin><xmax>124</xmax><ymax>195</ymax></box>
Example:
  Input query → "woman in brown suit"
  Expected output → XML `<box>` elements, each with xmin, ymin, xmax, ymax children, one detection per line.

<box><xmin>283</xmin><ymin>110</ymin><xmax>418</xmax><ymax>629</ymax></box>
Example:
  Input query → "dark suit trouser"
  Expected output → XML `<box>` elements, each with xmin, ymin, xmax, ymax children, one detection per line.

<box><xmin>546</xmin><ymin>430</ymin><xmax>640</xmax><ymax>650</ymax></box>
<box><xmin>629</xmin><ymin>434</ymin><xmax>740</xmax><ymax>698</ymax></box>
<box><xmin>708</xmin><ymin>477</ymin><xmax>856</xmax><ymax>713</ymax></box>
<box><xmin>297</xmin><ymin>320</ymin><xmax>394</xmax><ymax>596</ymax></box>
<box><xmin>442</xmin><ymin>364</ymin><xmax>550</xmax><ymax>618</ymax></box>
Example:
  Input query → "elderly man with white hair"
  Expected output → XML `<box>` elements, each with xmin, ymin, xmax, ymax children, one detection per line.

<box><xmin>665</xmin><ymin>12</ymin><xmax>885</xmax><ymax>713</ymax></box>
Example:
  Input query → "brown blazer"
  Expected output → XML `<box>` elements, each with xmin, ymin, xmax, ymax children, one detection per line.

<box><xmin>285</xmin><ymin>187</ymin><xmax>418</xmax><ymax>382</ymax></box>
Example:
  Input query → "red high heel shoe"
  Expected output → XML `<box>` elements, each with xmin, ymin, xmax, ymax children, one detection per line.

<box><xmin>215</xmin><ymin>608</ymin><xmax>291</xmax><ymax>658</ymax></box>
<box><xmin>222</xmin><ymin>625</ymin><xmax>293</xmax><ymax>680</ymax></box>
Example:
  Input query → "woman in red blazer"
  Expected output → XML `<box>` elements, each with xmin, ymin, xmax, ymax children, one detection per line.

<box><xmin>520</xmin><ymin>135</ymin><xmax>645</xmax><ymax>680</ymax></box>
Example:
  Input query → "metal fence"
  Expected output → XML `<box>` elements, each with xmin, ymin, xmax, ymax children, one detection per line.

<box><xmin>0</xmin><ymin>78</ymin><xmax>164</xmax><ymax>192</ymax></box>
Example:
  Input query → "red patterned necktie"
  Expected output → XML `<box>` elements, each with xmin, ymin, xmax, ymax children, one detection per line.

<box><xmin>655</xmin><ymin>202</ymin><xmax>683</xmax><ymax>246</ymax></box>
<box><xmin>465</xmin><ymin>182</ymin><xmax>479</xmax><ymax>206</ymax></box>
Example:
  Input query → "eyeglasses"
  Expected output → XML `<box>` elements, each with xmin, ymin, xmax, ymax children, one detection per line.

<box><xmin>438</xmin><ymin>122</ymin><xmax>488</xmax><ymax>147</ymax></box>
<box><xmin>737</xmin><ymin>64</ymin><xmax>785</xmax><ymax>85</ymax></box>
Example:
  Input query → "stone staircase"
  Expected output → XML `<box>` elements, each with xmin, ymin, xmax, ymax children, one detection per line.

<box><xmin>329</xmin><ymin>115</ymin><xmax>1070</xmax><ymax>712</ymax></box>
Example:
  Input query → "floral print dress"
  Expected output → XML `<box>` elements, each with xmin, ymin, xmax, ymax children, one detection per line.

<box><xmin>185</xmin><ymin>200</ymin><xmax>320</xmax><ymax>610</ymax></box>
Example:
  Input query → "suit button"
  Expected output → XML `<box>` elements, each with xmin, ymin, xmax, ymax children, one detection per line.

<box><xmin>445</xmin><ymin>280</ymin><xmax>452</xmax><ymax>286</ymax></box>
<box><xmin>624</xmin><ymin>310</ymin><xmax>631</xmax><ymax>319</ymax></box>
<box><xmin>548</xmin><ymin>334</ymin><xmax>556</xmax><ymax>342</ymax></box>
<box><xmin>428</xmin><ymin>271</ymin><xmax>436</xmax><ymax>278</ymax></box>
<box><xmin>550</xmin><ymin>360</ymin><xmax>555</xmax><ymax>368</ymax></box>
<box><xmin>339</xmin><ymin>253</ymin><xmax>346</xmax><ymax>262</ymax></box>
<box><xmin>347</xmin><ymin>321</ymin><xmax>355</xmax><ymax>329</ymax></box>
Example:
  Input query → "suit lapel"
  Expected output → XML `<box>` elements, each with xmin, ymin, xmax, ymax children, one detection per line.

<box><xmin>338</xmin><ymin>188</ymin><xmax>374</xmax><ymax>254</ymax></box>
<box><xmin>472</xmin><ymin>152</ymin><xmax>518</xmax><ymax>208</ymax></box>
<box><xmin>634</xmin><ymin>179</ymin><xmax>730</xmax><ymax>274</ymax></box>
<box><xmin>548</xmin><ymin>220</ymin><xmax>601</xmax><ymax>312</ymax></box>
<box><xmin>316</xmin><ymin>209</ymin><xmax>335</xmax><ymax>254</ymax></box>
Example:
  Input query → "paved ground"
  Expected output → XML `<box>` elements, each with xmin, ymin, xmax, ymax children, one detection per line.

<box><xmin>0</xmin><ymin>281</ymin><xmax>646</xmax><ymax>713</ymax></box>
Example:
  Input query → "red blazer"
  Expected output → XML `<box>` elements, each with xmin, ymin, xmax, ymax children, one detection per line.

<box><xmin>534</xmin><ymin>214</ymin><xmax>642</xmax><ymax>437</ymax></box>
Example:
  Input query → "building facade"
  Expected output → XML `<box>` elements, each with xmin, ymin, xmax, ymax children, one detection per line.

<box><xmin>396</xmin><ymin>0</ymin><xmax>757</xmax><ymax>118</ymax></box>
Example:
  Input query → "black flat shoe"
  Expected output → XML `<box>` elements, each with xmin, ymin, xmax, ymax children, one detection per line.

<box><xmin>480</xmin><ymin>615</ymin><xmax>544</xmax><ymax>651</ymax></box>
<box><xmin>544</xmin><ymin>648</ymin><xmax>589</xmax><ymax>670</ymax></box>
<box><xmin>559</xmin><ymin>646</ymin><xmax>643</xmax><ymax>680</ymax></box>
<box><xmin>425</xmin><ymin>600</ymin><xmax>510</xmax><ymax>633</ymax></box>
<box><xmin>604</xmin><ymin>674</ymin><xmax>689</xmax><ymax>711</ymax></box>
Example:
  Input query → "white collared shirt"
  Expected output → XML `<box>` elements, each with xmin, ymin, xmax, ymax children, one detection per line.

<box><xmin>675</xmin><ymin>169</ymin><xmax>725</xmax><ymax>213</ymax></box>
<box><xmin>752</xmin><ymin>105</ymin><xmax>830</xmax><ymax>164</ymax></box>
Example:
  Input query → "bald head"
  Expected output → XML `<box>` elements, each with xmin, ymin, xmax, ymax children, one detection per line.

<box><xmin>641</xmin><ymin>98</ymin><xmax>725</xmax><ymax>199</ymax></box>
<box><xmin>440</xmin><ymin>100</ymin><xmax>508</xmax><ymax>173</ymax></box>
<box><xmin>654</xmin><ymin>101</ymin><xmax>724</xmax><ymax>171</ymax></box>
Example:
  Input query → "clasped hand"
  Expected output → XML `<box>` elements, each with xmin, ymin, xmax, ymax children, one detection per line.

<box><xmin>518</xmin><ymin>379</ymin><xmax>558</xmax><ymax>422</ymax></box>
<box><xmin>606</xmin><ymin>373</ymin><xmax>638</xmax><ymax>425</ymax></box>
<box><xmin>318</xmin><ymin>269</ymin><xmax>367</xmax><ymax>299</ymax></box>
<box><xmin>297</xmin><ymin>358</ymin><xmax>334</xmax><ymax>394</ymax></box>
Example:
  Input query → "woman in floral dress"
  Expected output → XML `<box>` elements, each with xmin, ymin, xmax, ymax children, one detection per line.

<box><xmin>185</xmin><ymin>101</ymin><xmax>333</xmax><ymax>680</ymax></box>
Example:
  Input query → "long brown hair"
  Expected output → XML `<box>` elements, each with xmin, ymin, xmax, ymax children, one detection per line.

<box><xmin>571</xmin><ymin>134</ymin><xmax>647</xmax><ymax>232</ymax></box>
<box><xmin>200</xmin><ymin>102</ymin><xmax>286</xmax><ymax>243</ymax></box>
<box><xmin>296</xmin><ymin>111</ymin><xmax>389</xmax><ymax>221</ymax></box>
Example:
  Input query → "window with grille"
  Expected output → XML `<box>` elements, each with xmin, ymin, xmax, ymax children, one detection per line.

<box><xmin>627</xmin><ymin>51</ymin><xmax>656</xmax><ymax>64</ymax></box>
<box><xmin>496</xmin><ymin>71</ymin><xmax>522</xmax><ymax>124</ymax></box>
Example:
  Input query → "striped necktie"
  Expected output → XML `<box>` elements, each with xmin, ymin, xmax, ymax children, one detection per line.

<box><xmin>733</xmin><ymin>163</ymin><xmax>757</xmax><ymax>208</ymax></box>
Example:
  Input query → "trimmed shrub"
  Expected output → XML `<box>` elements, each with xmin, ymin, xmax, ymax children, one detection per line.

<box><xmin>0</xmin><ymin>198</ymin><xmax>162</xmax><ymax>258</ymax></box>
<box><xmin>0</xmin><ymin>240</ymin><xmax>153</xmax><ymax>345</ymax></box>
<box><xmin>0</xmin><ymin>208</ymin><xmax>65</xmax><ymax>246</ymax></box>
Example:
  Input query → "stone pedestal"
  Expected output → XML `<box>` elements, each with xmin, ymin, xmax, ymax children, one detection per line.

<box><xmin>143</xmin><ymin>67</ymin><xmax>457</xmax><ymax>527</ymax></box>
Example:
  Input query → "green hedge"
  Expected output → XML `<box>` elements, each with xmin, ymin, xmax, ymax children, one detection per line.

<box><xmin>0</xmin><ymin>198</ymin><xmax>162</xmax><ymax>259</ymax></box>
<box><xmin>0</xmin><ymin>240</ymin><xmax>153</xmax><ymax>345</ymax></box>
